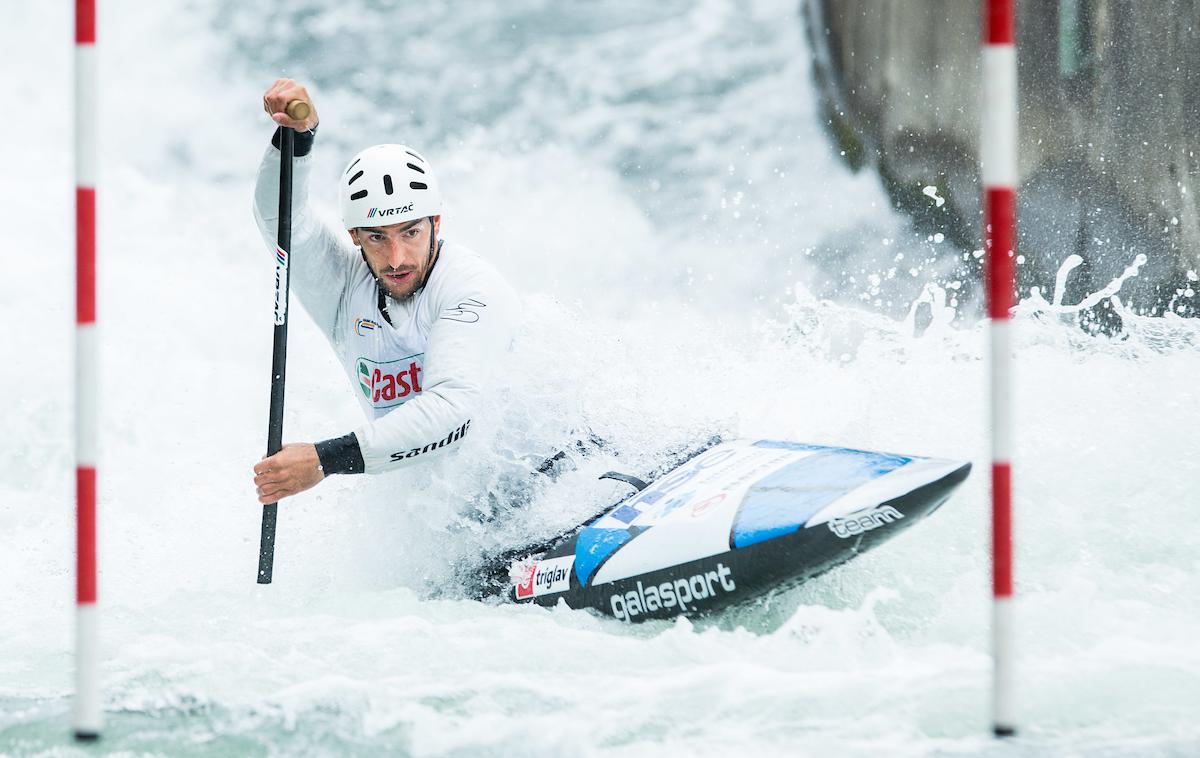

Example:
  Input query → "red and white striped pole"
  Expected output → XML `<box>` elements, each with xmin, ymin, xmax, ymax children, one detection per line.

<box><xmin>982</xmin><ymin>0</ymin><xmax>1017</xmax><ymax>738</ymax></box>
<box><xmin>74</xmin><ymin>0</ymin><xmax>101</xmax><ymax>742</ymax></box>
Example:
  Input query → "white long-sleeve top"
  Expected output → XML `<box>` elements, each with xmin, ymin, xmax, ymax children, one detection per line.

<box><xmin>253</xmin><ymin>142</ymin><xmax>520</xmax><ymax>473</ymax></box>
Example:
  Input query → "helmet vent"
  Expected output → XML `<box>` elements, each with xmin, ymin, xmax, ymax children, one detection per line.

<box><xmin>406</xmin><ymin>162</ymin><xmax>425</xmax><ymax>174</ymax></box>
<box><xmin>405</xmin><ymin>150</ymin><xmax>423</xmax><ymax>161</ymax></box>
<box><xmin>350</xmin><ymin>190</ymin><xmax>368</xmax><ymax>200</ymax></box>
<box><xmin>409</xmin><ymin>182</ymin><xmax>428</xmax><ymax>190</ymax></box>
<box><xmin>348</xmin><ymin>170</ymin><xmax>365</xmax><ymax>186</ymax></box>
<box><xmin>344</xmin><ymin>158</ymin><xmax>361</xmax><ymax>175</ymax></box>
<box><xmin>383</xmin><ymin>175</ymin><xmax>394</xmax><ymax>195</ymax></box>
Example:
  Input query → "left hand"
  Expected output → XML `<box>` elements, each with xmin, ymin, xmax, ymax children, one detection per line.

<box><xmin>253</xmin><ymin>443</ymin><xmax>325</xmax><ymax>504</ymax></box>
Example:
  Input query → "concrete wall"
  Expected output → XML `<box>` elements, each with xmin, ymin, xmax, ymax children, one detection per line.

<box><xmin>803</xmin><ymin>0</ymin><xmax>1200</xmax><ymax>319</ymax></box>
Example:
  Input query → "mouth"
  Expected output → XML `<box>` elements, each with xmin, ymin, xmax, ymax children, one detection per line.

<box><xmin>383</xmin><ymin>271</ymin><xmax>414</xmax><ymax>284</ymax></box>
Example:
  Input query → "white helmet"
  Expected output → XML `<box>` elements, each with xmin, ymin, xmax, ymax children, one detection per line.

<box><xmin>339</xmin><ymin>144</ymin><xmax>442</xmax><ymax>229</ymax></box>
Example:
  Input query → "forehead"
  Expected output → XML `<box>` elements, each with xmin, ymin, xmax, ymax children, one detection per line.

<box><xmin>358</xmin><ymin>219</ymin><xmax>423</xmax><ymax>233</ymax></box>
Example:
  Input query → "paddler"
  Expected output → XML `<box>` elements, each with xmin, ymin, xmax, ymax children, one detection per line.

<box><xmin>251</xmin><ymin>78</ymin><xmax>520</xmax><ymax>504</ymax></box>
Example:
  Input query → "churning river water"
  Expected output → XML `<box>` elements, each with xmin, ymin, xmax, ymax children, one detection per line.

<box><xmin>3</xmin><ymin>1</ymin><xmax>1198</xmax><ymax>755</ymax></box>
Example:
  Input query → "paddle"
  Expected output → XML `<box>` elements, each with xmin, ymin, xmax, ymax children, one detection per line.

<box><xmin>257</xmin><ymin>100</ymin><xmax>308</xmax><ymax>584</ymax></box>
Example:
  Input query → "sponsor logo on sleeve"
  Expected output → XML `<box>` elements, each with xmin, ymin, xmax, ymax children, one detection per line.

<box><xmin>441</xmin><ymin>298</ymin><xmax>486</xmax><ymax>323</ymax></box>
<box><xmin>827</xmin><ymin>504</ymin><xmax>904</xmax><ymax>539</ymax></box>
<box><xmin>513</xmin><ymin>555</ymin><xmax>574</xmax><ymax>599</ymax></box>
<box><xmin>356</xmin><ymin>355</ymin><xmax>424</xmax><ymax>408</ymax></box>
<box><xmin>609</xmin><ymin>563</ymin><xmax>736</xmax><ymax>622</ymax></box>
<box><xmin>354</xmin><ymin>317</ymin><xmax>379</xmax><ymax>336</ymax></box>
<box><xmin>389</xmin><ymin>421</ymin><xmax>470</xmax><ymax>462</ymax></box>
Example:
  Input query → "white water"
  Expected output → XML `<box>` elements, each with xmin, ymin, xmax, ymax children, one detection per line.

<box><xmin>2</xmin><ymin>1</ymin><xmax>1199</xmax><ymax>755</ymax></box>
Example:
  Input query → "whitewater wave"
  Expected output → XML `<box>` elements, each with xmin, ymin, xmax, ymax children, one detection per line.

<box><xmin>3</xmin><ymin>0</ymin><xmax>1198</xmax><ymax>755</ymax></box>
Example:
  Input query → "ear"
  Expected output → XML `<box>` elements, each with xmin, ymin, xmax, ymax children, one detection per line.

<box><xmin>431</xmin><ymin>215</ymin><xmax>442</xmax><ymax>238</ymax></box>
<box><xmin>348</xmin><ymin>228</ymin><xmax>360</xmax><ymax>246</ymax></box>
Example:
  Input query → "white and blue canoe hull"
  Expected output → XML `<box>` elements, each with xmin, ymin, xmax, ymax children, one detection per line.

<box><xmin>510</xmin><ymin>439</ymin><xmax>971</xmax><ymax>622</ymax></box>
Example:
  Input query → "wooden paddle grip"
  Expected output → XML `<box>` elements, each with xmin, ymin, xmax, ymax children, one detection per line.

<box><xmin>285</xmin><ymin>100</ymin><xmax>310</xmax><ymax>121</ymax></box>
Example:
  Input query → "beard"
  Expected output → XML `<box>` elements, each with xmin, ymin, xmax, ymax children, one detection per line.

<box><xmin>375</xmin><ymin>267</ymin><xmax>422</xmax><ymax>300</ymax></box>
<box><xmin>365</xmin><ymin>257</ymin><xmax>426</xmax><ymax>301</ymax></box>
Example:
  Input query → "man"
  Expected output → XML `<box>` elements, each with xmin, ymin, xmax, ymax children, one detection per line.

<box><xmin>251</xmin><ymin>79</ymin><xmax>520</xmax><ymax>505</ymax></box>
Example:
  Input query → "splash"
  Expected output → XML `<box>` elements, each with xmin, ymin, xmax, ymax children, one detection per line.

<box><xmin>1020</xmin><ymin>252</ymin><xmax>1148</xmax><ymax>315</ymax></box>
<box><xmin>4</xmin><ymin>0</ymin><xmax>1200</xmax><ymax>754</ymax></box>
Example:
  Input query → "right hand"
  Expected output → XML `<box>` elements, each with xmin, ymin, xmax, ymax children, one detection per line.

<box><xmin>252</xmin><ymin>443</ymin><xmax>326</xmax><ymax>504</ymax></box>
<box><xmin>262</xmin><ymin>78</ymin><xmax>319</xmax><ymax>131</ymax></box>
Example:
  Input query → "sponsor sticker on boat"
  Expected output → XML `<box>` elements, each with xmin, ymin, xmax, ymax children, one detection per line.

<box><xmin>609</xmin><ymin>562</ymin><xmax>737</xmax><ymax>621</ymax></box>
<box><xmin>513</xmin><ymin>555</ymin><xmax>574</xmax><ymax>599</ymax></box>
<box><xmin>827</xmin><ymin>504</ymin><xmax>904</xmax><ymax>538</ymax></box>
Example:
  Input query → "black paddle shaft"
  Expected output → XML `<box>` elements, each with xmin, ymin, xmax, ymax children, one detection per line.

<box><xmin>258</xmin><ymin>127</ymin><xmax>295</xmax><ymax>584</ymax></box>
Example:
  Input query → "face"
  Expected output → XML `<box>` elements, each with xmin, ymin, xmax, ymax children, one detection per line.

<box><xmin>350</xmin><ymin>216</ymin><xmax>441</xmax><ymax>300</ymax></box>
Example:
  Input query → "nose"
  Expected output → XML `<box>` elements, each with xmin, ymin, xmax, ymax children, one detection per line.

<box><xmin>387</xmin><ymin>238</ymin><xmax>406</xmax><ymax>270</ymax></box>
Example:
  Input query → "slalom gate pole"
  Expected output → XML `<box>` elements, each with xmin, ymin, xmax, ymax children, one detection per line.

<box><xmin>257</xmin><ymin>126</ymin><xmax>294</xmax><ymax>584</ymax></box>
<box><xmin>73</xmin><ymin>0</ymin><xmax>101</xmax><ymax>742</ymax></box>
<box><xmin>257</xmin><ymin>101</ymin><xmax>308</xmax><ymax>584</ymax></box>
<box><xmin>982</xmin><ymin>0</ymin><xmax>1017</xmax><ymax>738</ymax></box>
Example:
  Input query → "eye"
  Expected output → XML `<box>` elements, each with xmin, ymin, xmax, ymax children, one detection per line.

<box><xmin>405</xmin><ymin>228</ymin><xmax>421</xmax><ymax>238</ymax></box>
<box><xmin>369</xmin><ymin>233</ymin><xmax>385</xmax><ymax>243</ymax></box>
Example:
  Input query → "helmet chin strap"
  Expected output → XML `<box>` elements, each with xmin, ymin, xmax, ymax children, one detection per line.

<box><xmin>420</xmin><ymin>216</ymin><xmax>441</xmax><ymax>289</ymax></box>
<box><xmin>363</xmin><ymin>216</ymin><xmax>442</xmax><ymax>327</ymax></box>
